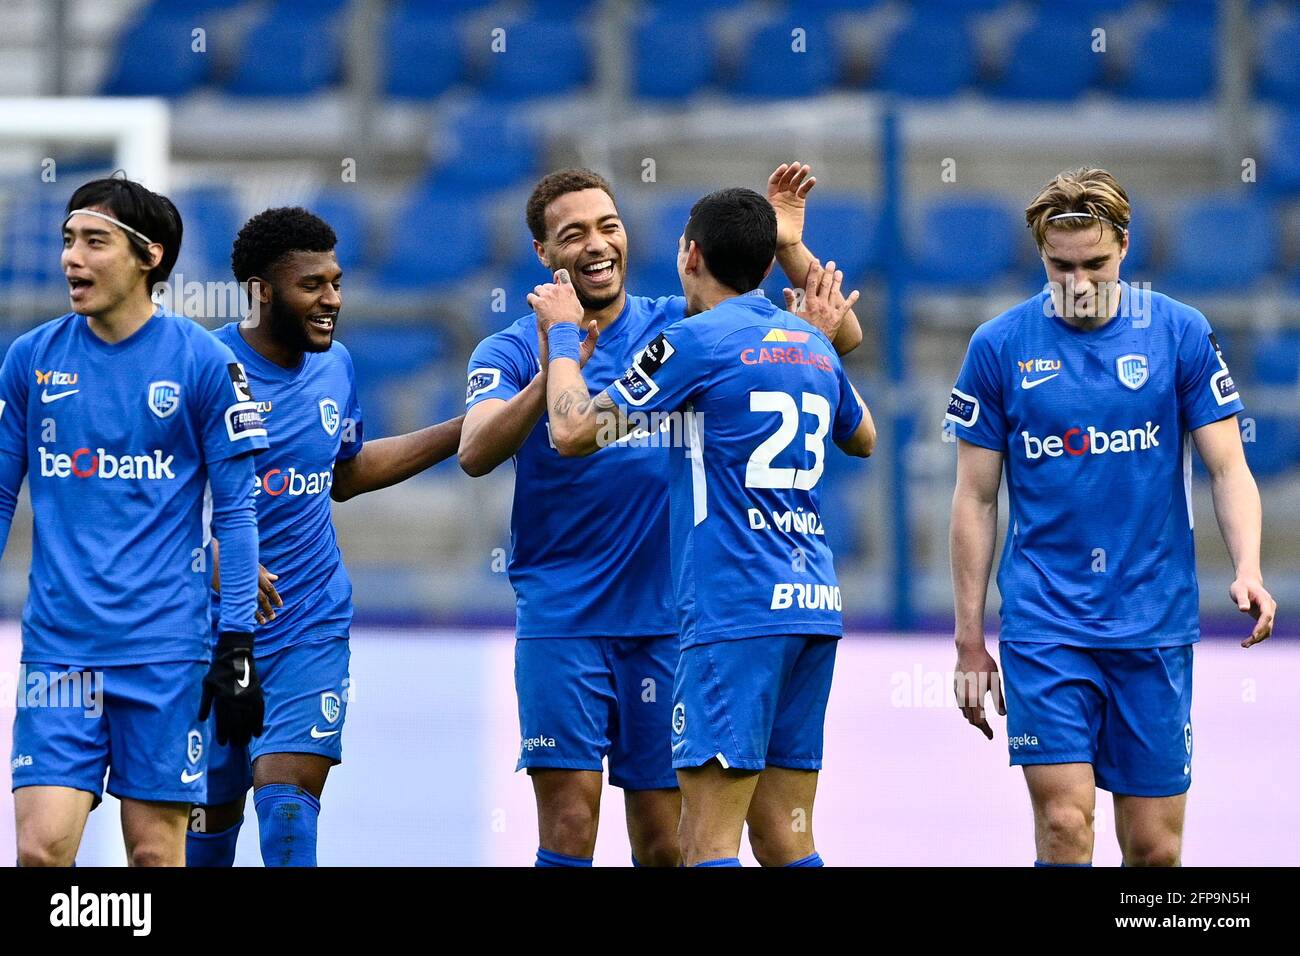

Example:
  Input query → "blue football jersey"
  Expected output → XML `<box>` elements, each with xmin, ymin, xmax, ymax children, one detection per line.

<box><xmin>0</xmin><ymin>311</ymin><xmax>269</xmax><ymax>665</ymax></box>
<box><xmin>212</xmin><ymin>323</ymin><xmax>363</xmax><ymax>655</ymax></box>
<box><xmin>945</xmin><ymin>281</ymin><xmax>1244</xmax><ymax>648</ymax></box>
<box><xmin>465</xmin><ymin>293</ymin><xmax>685</xmax><ymax>639</ymax></box>
<box><xmin>604</xmin><ymin>293</ymin><xmax>864</xmax><ymax>648</ymax></box>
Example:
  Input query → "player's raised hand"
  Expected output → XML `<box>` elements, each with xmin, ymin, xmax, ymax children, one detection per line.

<box><xmin>953</xmin><ymin>644</ymin><xmax>1005</xmax><ymax>740</ymax></box>
<box><xmin>768</xmin><ymin>162</ymin><xmax>816</xmax><ymax>250</ymax></box>
<box><xmin>784</xmin><ymin>258</ymin><xmax>860</xmax><ymax>343</ymax></box>
<box><xmin>1230</xmin><ymin>574</ymin><xmax>1277</xmax><ymax>648</ymax></box>
<box><xmin>528</xmin><ymin>268</ymin><xmax>585</xmax><ymax>335</ymax></box>
<box><xmin>255</xmin><ymin>565</ymin><xmax>282</xmax><ymax>625</ymax></box>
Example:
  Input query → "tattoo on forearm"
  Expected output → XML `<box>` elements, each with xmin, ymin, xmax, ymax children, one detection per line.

<box><xmin>552</xmin><ymin>388</ymin><xmax>617</xmax><ymax>421</ymax></box>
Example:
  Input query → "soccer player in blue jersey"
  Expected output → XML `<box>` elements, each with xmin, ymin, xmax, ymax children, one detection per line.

<box><xmin>185</xmin><ymin>207</ymin><xmax>464</xmax><ymax>867</ymax></box>
<box><xmin>947</xmin><ymin>168</ymin><xmax>1277</xmax><ymax>867</ymax></box>
<box><xmin>459</xmin><ymin>166</ymin><xmax>860</xmax><ymax>867</ymax></box>
<box><xmin>0</xmin><ymin>176</ymin><xmax>267</xmax><ymax>866</ymax></box>
<box><xmin>531</xmin><ymin>187</ymin><xmax>875</xmax><ymax>867</ymax></box>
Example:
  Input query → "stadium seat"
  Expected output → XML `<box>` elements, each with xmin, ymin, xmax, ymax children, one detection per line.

<box><xmin>308</xmin><ymin>192</ymin><xmax>367</xmax><ymax>273</ymax></box>
<box><xmin>1026</xmin><ymin>0</ymin><xmax>1134</xmax><ymax>12</ymax></box>
<box><xmin>0</xmin><ymin>196</ymin><xmax>68</xmax><ymax>292</ymax></box>
<box><xmin>425</xmin><ymin>110</ymin><xmax>540</xmax><ymax>192</ymax></box>
<box><xmin>101</xmin><ymin>14</ymin><xmax>212</xmax><ymax>97</ymax></box>
<box><xmin>993</xmin><ymin>15</ymin><xmax>1102</xmax><ymax>100</ymax></box>
<box><xmin>648</xmin><ymin>193</ymin><xmax>702</xmax><ymax>253</ymax></box>
<box><xmin>1240</xmin><ymin>414</ymin><xmax>1300</xmax><ymax>479</ymax></box>
<box><xmin>727</xmin><ymin>18</ymin><xmax>838</xmax><ymax>98</ymax></box>
<box><xmin>1117</xmin><ymin>16</ymin><xmax>1215</xmax><ymax>100</ymax></box>
<box><xmin>876</xmin><ymin>16</ymin><xmax>974</xmax><ymax>98</ymax></box>
<box><xmin>909</xmin><ymin>197</ymin><xmax>1019</xmax><ymax>287</ymax></box>
<box><xmin>225</xmin><ymin>10</ymin><xmax>343</xmax><ymax>97</ymax></box>
<box><xmin>374</xmin><ymin>190</ymin><xmax>490</xmax><ymax>288</ymax></box>
<box><xmin>479</xmin><ymin>20</ymin><xmax>590</xmax><ymax>100</ymax></box>
<box><xmin>1159</xmin><ymin>197</ymin><xmax>1274</xmax><ymax>293</ymax></box>
<box><xmin>171</xmin><ymin>187</ymin><xmax>239</xmax><ymax>285</ymax></box>
<box><xmin>342</xmin><ymin>322</ymin><xmax>450</xmax><ymax>439</ymax></box>
<box><xmin>645</xmin><ymin>0</ymin><xmax>749</xmax><ymax>12</ymax></box>
<box><xmin>1251</xmin><ymin>330</ymin><xmax>1300</xmax><ymax>386</ymax></box>
<box><xmin>1257</xmin><ymin>17</ymin><xmax>1300</xmax><ymax>104</ymax></box>
<box><xmin>632</xmin><ymin>13</ymin><xmax>714</xmax><ymax>100</ymax></box>
<box><xmin>1263</xmin><ymin>111</ymin><xmax>1300</xmax><ymax>196</ymax></box>
<box><xmin>382</xmin><ymin>7</ymin><xmax>465</xmax><ymax>99</ymax></box>
<box><xmin>802</xmin><ymin>195</ymin><xmax>879</xmax><ymax>279</ymax></box>
<box><xmin>912</xmin><ymin>0</ymin><xmax>1007</xmax><ymax>12</ymax></box>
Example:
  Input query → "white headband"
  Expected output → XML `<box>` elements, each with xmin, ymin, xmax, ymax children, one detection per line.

<box><xmin>1046</xmin><ymin>211</ymin><xmax>1128</xmax><ymax>234</ymax></box>
<box><xmin>62</xmin><ymin>207</ymin><xmax>157</xmax><ymax>247</ymax></box>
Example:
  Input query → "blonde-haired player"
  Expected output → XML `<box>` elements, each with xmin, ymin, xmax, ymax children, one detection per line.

<box><xmin>947</xmin><ymin>167</ymin><xmax>1276</xmax><ymax>866</ymax></box>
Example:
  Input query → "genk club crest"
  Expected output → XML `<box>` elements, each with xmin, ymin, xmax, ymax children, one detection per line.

<box><xmin>1115</xmin><ymin>353</ymin><xmax>1149</xmax><ymax>391</ymax></box>
<box><xmin>187</xmin><ymin>729</ymin><xmax>203</xmax><ymax>766</ymax></box>
<box><xmin>320</xmin><ymin>692</ymin><xmax>341</xmax><ymax>725</ymax></box>
<box><xmin>319</xmin><ymin>398</ymin><xmax>340</xmax><ymax>436</ymax></box>
<box><xmin>148</xmin><ymin>380</ymin><xmax>181</xmax><ymax>418</ymax></box>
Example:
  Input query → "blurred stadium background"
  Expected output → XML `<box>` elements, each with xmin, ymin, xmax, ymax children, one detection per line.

<box><xmin>0</xmin><ymin>0</ymin><xmax>1297</xmax><ymax>864</ymax></box>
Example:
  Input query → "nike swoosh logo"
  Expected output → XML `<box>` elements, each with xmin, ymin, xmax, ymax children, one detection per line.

<box><xmin>1184</xmin><ymin>764</ymin><xmax>1191</xmax><ymax>775</ymax></box>
<box><xmin>40</xmin><ymin>388</ymin><xmax>80</xmax><ymax>403</ymax></box>
<box><xmin>310</xmin><ymin>726</ymin><xmax>340</xmax><ymax>739</ymax></box>
<box><xmin>236</xmin><ymin>658</ymin><xmax>250</xmax><ymax>689</ymax></box>
<box><xmin>181</xmin><ymin>769</ymin><xmax>204</xmax><ymax>784</ymax></box>
<box><xmin>1021</xmin><ymin>373</ymin><xmax>1060</xmax><ymax>389</ymax></box>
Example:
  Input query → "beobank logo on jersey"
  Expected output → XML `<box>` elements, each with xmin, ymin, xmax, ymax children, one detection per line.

<box><xmin>37</xmin><ymin>446</ymin><xmax>175</xmax><ymax>480</ymax></box>
<box><xmin>255</xmin><ymin>465</ymin><xmax>333</xmax><ymax>498</ymax></box>
<box><xmin>1020</xmin><ymin>421</ymin><xmax>1160</xmax><ymax>460</ymax></box>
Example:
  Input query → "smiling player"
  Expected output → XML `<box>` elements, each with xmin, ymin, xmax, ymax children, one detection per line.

<box><xmin>947</xmin><ymin>167</ymin><xmax>1277</xmax><ymax>866</ymax></box>
<box><xmin>186</xmin><ymin>207</ymin><xmax>463</xmax><ymax>867</ymax></box>
<box><xmin>0</xmin><ymin>176</ymin><xmax>266</xmax><ymax>866</ymax></box>
<box><xmin>459</xmin><ymin>165</ymin><xmax>861</xmax><ymax>867</ymax></box>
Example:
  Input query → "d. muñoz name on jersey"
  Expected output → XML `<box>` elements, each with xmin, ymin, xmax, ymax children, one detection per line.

<box><xmin>945</xmin><ymin>281</ymin><xmax>1244</xmax><ymax>648</ymax></box>
<box><xmin>465</xmin><ymin>294</ymin><xmax>685</xmax><ymax>639</ymax></box>
<box><xmin>212</xmin><ymin>323</ymin><xmax>363</xmax><ymax>654</ymax></box>
<box><xmin>606</xmin><ymin>293</ymin><xmax>864</xmax><ymax>647</ymax></box>
<box><xmin>0</xmin><ymin>311</ymin><xmax>269</xmax><ymax>665</ymax></box>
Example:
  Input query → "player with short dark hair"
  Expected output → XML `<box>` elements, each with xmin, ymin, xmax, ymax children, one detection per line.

<box><xmin>460</xmin><ymin>164</ymin><xmax>861</xmax><ymax>866</ymax></box>
<box><xmin>0</xmin><ymin>175</ymin><xmax>267</xmax><ymax>866</ymax></box>
<box><xmin>185</xmin><ymin>206</ymin><xmax>463</xmax><ymax>867</ymax></box>
<box><xmin>531</xmin><ymin>186</ymin><xmax>875</xmax><ymax>867</ymax></box>
<box><xmin>947</xmin><ymin>167</ymin><xmax>1276</xmax><ymax>866</ymax></box>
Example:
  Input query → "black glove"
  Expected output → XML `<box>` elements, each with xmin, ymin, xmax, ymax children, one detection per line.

<box><xmin>199</xmin><ymin>631</ymin><xmax>265</xmax><ymax>747</ymax></box>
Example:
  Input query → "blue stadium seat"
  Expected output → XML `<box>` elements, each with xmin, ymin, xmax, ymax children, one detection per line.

<box><xmin>993</xmin><ymin>16</ymin><xmax>1101</xmax><ymax>100</ymax></box>
<box><xmin>0</xmin><ymin>197</ymin><xmax>68</xmax><ymax>292</ymax></box>
<box><xmin>138</xmin><ymin>0</ymin><xmax>244</xmax><ymax>15</ymax></box>
<box><xmin>1160</xmin><ymin>197</ymin><xmax>1274</xmax><ymax>293</ymax></box>
<box><xmin>633</xmin><ymin>14</ymin><xmax>714</xmax><ymax>100</ymax></box>
<box><xmin>910</xmin><ymin>197</ymin><xmax>1018</xmax><ymax>287</ymax></box>
<box><xmin>728</xmin><ymin>18</ymin><xmax>838</xmax><ymax>98</ymax></box>
<box><xmin>1117</xmin><ymin>17</ymin><xmax>1215</xmax><ymax>100</ymax></box>
<box><xmin>648</xmin><ymin>193</ymin><xmax>701</xmax><ymax>252</ymax></box>
<box><xmin>1252</xmin><ymin>330</ymin><xmax>1300</xmax><ymax>386</ymax></box>
<box><xmin>626</xmin><ymin>257</ymin><xmax>684</xmax><ymax>301</ymax></box>
<box><xmin>374</xmin><ymin>190</ymin><xmax>490</xmax><ymax>288</ymax></box>
<box><xmin>912</xmin><ymin>0</ymin><xmax>1006</xmax><ymax>12</ymax></box>
<box><xmin>1257</xmin><ymin>17</ymin><xmax>1300</xmax><ymax>104</ymax></box>
<box><xmin>480</xmin><ymin>20</ymin><xmax>590</xmax><ymax>100</ymax></box>
<box><xmin>877</xmin><ymin>16</ymin><xmax>973</xmax><ymax>97</ymax></box>
<box><xmin>101</xmin><ymin>14</ymin><xmax>212</xmax><ymax>97</ymax></box>
<box><xmin>802</xmin><ymin>196</ymin><xmax>878</xmax><ymax>279</ymax></box>
<box><xmin>341</xmin><ymin>323</ymin><xmax>447</xmax><ymax>376</ymax></box>
<box><xmin>425</xmin><ymin>111</ymin><xmax>539</xmax><ymax>192</ymax></box>
<box><xmin>226</xmin><ymin>10</ymin><xmax>342</xmax><ymax>96</ymax></box>
<box><xmin>394</xmin><ymin>0</ymin><xmax>494</xmax><ymax>10</ymax></box>
<box><xmin>1027</xmin><ymin>0</ymin><xmax>1133</xmax><ymax>12</ymax></box>
<box><xmin>1263</xmin><ymin>111</ymin><xmax>1300</xmax><ymax>196</ymax></box>
<box><xmin>1240</xmin><ymin>414</ymin><xmax>1300</xmax><ymax>479</ymax></box>
<box><xmin>383</xmin><ymin>7</ymin><xmax>464</xmax><ymax>99</ymax></box>
<box><xmin>308</xmin><ymin>192</ymin><xmax>366</xmax><ymax>273</ymax></box>
<box><xmin>645</xmin><ymin>0</ymin><xmax>749</xmax><ymax>11</ymax></box>
<box><xmin>172</xmin><ymin>187</ymin><xmax>238</xmax><ymax>284</ymax></box>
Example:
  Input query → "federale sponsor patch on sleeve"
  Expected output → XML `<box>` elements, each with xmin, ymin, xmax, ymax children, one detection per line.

<box><xmin>945</xmin><ymin>387</ymin><xmax>980</xmax><ymax>427</ymax></box>
<box><xmin>614</xmin><ymin>333</ymin><xmax>674</xmax><ymax>407</ymax></box>
<box><xmin>466</xmin><ymin>367</ymin><xmax>501</xmax><ymax>403</ymax></box>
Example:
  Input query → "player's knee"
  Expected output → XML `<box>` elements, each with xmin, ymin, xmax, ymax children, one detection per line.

<box><xmin>128</xmin><ymin>841</ymin><xmax>183</xmax><ymax>867</ymax></box>
<box><xmin>748</xmin><ymin>821</ymin><xmax>813</xmax><ymax>867</ymax></box>
<box><xmin>1123</xmin><ymin>834</ymin><xmax>1181</xmax><ymax>867</ymax></box>
<box><xmin>1040</xmin><ymin>801</ymin><xmax>1093</xmax><ymax>852</ymax></box>
<box><xmin>541</xmin><ymin>802</ymin><xmax>599</xmax><ymax>855</ymax></box>
<box><xmin>632</xmin><ymin>832</ymin><xmax>681</xmax><ymax>867</ymax></box>
<box><xmin>190</xmin><ymin>800</ymin><xmax>244</xmax><ymax>834</ymax></box>
<box><xmin>17</xmin><ymin>837</ymin><xmax>76</xmax><ymax>868</ymax></box>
